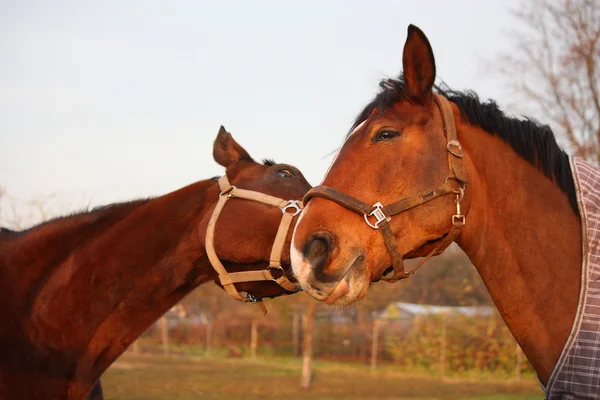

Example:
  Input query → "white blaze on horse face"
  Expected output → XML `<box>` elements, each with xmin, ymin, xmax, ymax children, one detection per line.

<box><xmin>320</xmin><ymin>120</ymin><xmax>367</xmax><ymax>184</ymax></box>
<box><xmin>291</xmin><ymin>202</ymin><xmax>311</xmax><ymax>281</ymax></box>
<box><xmin>292</xmin><ymin>120</ymin><xmax>367</xmax><ymax>285</ymax></box>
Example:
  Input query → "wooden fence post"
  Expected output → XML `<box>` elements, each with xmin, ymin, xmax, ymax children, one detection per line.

<box><xmin>370</xmin><ymin>319</ymin><xmax>381</xmax><ymax>374</ymax></box>
<box><xmin>250</xmin><ymin>319</ymin><xmax>258</xmax><ymax>359</ymax></box>
<box><xmin>160</xmin><ymin>316</ymin><xmax>169</xmax><ymax>356</ymax></box>
<box><xmin>292</xmin><ymin>312</ymin><xmax>300</xmax><ymax>357</ymax></box>
<box><xmin>515</xmin><ymin>343</ymin><xmax>522</xmax><ymax>380</ymax></box>
<box><xmin>440</xmin><ymin>315</ymin><xmax>447</xmax><ymax>379</ymax></box>
<box><xmin>300</xmin><ymin>302</ymin><xmax>316</xmax><ymax>389</ymax></box>
<box><xmin>132</xmin><ymin>340</ymin><xmax>140</xmax><ymax>355</ymax></box>
<box><xmin>206</xmin><ymin>322</ymin><xmax>213</xmax><ymax>356</ymax></box>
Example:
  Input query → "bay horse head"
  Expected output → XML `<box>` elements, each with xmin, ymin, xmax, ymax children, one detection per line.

<box><xmin>292</xmin><ymin>25</ymin><xmax>471</xmax><ymax>305</ymax></box>
<box><xmin>205</xmin><ymin>125</ymin><xmax>312</xmax><ymax>305</ymax></box>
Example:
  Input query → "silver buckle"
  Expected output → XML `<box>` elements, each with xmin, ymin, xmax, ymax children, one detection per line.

<box><xmin>363</xmin><ymin>202</ymin><xmax>391</xmax><ymax>229</ymax></box>
<box><xmin>245</xmin><ymin>293</ymin><xmax>261</xmax><ymax>303</ymax></box>
<box><xmin>281</xmin><ymin>200</ymin><xmax>302</xmax><ymax>216</ymax></box>
<box><xmin>446</xmin><ymin>140</ymin><xmax>464</xmax><ymax>158</ymax></box>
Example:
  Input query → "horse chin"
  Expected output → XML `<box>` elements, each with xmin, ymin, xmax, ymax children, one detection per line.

<box><xmin>333</xmin><ymin>265</ymin><xmax>371</xmax><ymax>305</ymax></box>
<box><xmin>297</xmin><ymin>255</ymin><xmax>370</xmax><ymax>306</ymax></box>
<box><xmin>323</xmin><ymin>273</ymin><xmax>369</xmax><ymax>306</ymax></box>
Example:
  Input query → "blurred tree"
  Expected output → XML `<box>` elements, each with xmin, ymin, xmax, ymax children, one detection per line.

<box><xmin>497</xmin><ymin>0</ymin><xmax>600</xmax><ymax>162</ymax></box>
<box><xmin>396</xmin><ymin>247</ymin><xmax>492</xmax><ymax>306</ymax></box>
<box><xmin>0</xmin><ymin>192</ymin><xmax>72</xmax><ymax>230</ymax></box>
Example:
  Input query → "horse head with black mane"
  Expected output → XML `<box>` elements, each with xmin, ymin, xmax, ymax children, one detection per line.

<box><xmin>292</xmin><ymin>25</ymin><xmax>589</xmax><ymax>397</ymax></box>
<box><xmin>0</xmin><ymin>126</ymin><xmax>311</xmax><ymax>399</ymax></box>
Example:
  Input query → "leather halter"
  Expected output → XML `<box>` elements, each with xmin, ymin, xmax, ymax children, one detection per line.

<box><xmin>303</xmin><ymin>94</ymin><xmax>468</xmax><ymax>282</ymax></box>
<box><xmin>205</xmin><ymin>175</ymin><xmax>303</xmax><ymax>314</ymax></box>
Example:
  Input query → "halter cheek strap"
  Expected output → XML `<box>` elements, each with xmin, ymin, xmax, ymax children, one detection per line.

<box><xmin>303</xmin><ymin>94</ymin><xmax>468</xmax><ymax>282</ymax></box>
<box><xmin>205</xmin><ymin>175</ymin><xmax>303</xmax><ymax>314</ymax></box>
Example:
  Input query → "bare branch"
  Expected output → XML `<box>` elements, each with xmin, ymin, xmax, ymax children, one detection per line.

<box><xmin>494</xmin><ymin>0</ymin><xmax>600</xmax><ymax>162</ymax></box>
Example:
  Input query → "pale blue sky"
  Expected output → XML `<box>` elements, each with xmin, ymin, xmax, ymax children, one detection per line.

<box><xmin>1</xmin><ymin>0</ymin><xmax>522</xmax><ymax>223</ymax></box>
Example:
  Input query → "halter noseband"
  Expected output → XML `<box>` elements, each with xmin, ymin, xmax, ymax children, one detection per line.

<box><xmin>303</xmin><ymin>94</ymin><xmax>468</xmax><ymax>282</ymax></box>
<box><xmin>205</xmin><ymin>175</ymin><xmax>303</xmax><ymax>314</ymax></box>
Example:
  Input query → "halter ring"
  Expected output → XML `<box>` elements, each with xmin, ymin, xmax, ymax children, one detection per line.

<box><xmin>281</xmin><ymin>200</ymin><xmax>302</xmax><ymax>216</ymax></box>
<box><xmin>266</xmin><ymin>265</ymin><xmax>285</xmax><ymax>281</ymax></box>
<box><xmin>219</xmin><ymin>186</ymin><xmax>236</xmax><ymax>198</ymax></box>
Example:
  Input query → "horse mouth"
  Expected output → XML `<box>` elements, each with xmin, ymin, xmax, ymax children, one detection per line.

<box><xmin>302</xmin><ymin>251</ymin><xmax>367</xmax><ymax>305</ymax></box>
<box><xmin>323</xmin><ymin>275</ymin><xmax>350</xmax><ymax>304</ymax></box>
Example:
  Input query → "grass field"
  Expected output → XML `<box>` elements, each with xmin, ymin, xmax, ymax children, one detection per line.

<box><xmin>102</xmin><ymin>354</ymin><xmax>545</xmax><ymax>400</ymax></box>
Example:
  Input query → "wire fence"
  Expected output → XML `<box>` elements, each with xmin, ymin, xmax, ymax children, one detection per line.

<box><xmin>134</xmin><ymin>311</ymin><xmax>532</xmax><ymax>378</ymax></box>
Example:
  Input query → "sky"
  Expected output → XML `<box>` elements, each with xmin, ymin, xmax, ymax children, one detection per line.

<box><xmin>0</xmin><ymin>0</ymin><xmax>523</xmax><ymax>224</ymax></box>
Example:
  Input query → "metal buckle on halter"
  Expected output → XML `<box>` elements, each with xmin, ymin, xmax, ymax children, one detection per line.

<box><xmin>364</xmin><ymin>202</ymin><xmax>391</xmax><ymax>229</ymax></box>
<box><xmin>219</xmin><ymin>186</ymin><xmax>237</xmax><ymax>198</ymax></box>
<box><xmin>245</xmin><ymin>293</ymin><xmax>261</xmax><ymax>303</ymax></box>
<box><xmin>447</xmin><ymin>140</ymin><xmax>464</xmax><ymax>158</ymax></box>
<box><xmin>452</xmin><ymin>187</ymin><xmax>466</xmax><ymax>226</ymax></box>
<box><xmin>281</xmin><ymin>200</ymin><xmax>302</xmax><ymax>216</ymax></box>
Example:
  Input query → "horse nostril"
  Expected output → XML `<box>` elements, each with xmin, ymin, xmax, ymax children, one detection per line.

<box><xmin>303</xmin><ymin>232</ymin><xmax>333</xmax><ymax>261</ymax></box>
<box><xmin>302</xmin><ymin>232</ymin><xmax>334</xmax><ymax>280</ymax></box>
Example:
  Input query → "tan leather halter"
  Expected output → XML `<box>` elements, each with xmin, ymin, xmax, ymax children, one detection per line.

<box><xmin>303</xmin><ymin>94</ymin><xmax>468</xmax><ymax>282</ymax></box>
<box><xmin>205</xmin><ymin>175</ymin><xmax>303</xmax><ymax>314</ymax></box>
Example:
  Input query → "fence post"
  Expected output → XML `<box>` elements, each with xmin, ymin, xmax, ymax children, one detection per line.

<box><xmin>160</xmin><ymin>316</ymin><xmax>170</xmax><ymax>356</ymax></box>
<box><xmin>206</xmin><ymin>322</ymin><xmax>213</xmax><ymax>356</ymax></box>
<box><xmin>292</xmin><ymin>312</ymin><xmax>300</xmax><ymax>357</ymax></box>
<box><xmin>300</xmin><ymin>302</ymin><xmax>316</xmax><ymax>389</ymax></box>
<box><xmin>370</xmin><ymin>319</ymin><xmax>382</xmax><ymax>373</ymax></box>
<box><xmin>515</xmin><ymin>343</ymin><xmax>522</xmax><ymax>380</ymax></box>
<box><xmin>440</xmin><ymin>314</ymin><xmax>447</xmax><ymax>379</ymax></box>
<box><xmin>132</xmin><ymin>340</ymin><xmax>140</xmax><ymax>355</ymax></box>
<box><xmin>250</xmin><ymin>319</ymin><xmax>258</xmax><ymax>359</ymax></box>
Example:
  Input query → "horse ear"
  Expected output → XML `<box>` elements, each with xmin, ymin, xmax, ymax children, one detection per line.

<box><xmin>213</xmin><ymin>125</ymin><xmax>254</xmax><ymax>167</ymax></box>
<box><xmin>402</xmin><ymin>24</ymin><xmax>436</xmax><ymax>103</ymax></box>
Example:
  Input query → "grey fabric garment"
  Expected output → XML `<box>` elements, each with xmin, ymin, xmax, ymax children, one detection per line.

<box><xmin>545</xmin><ymin>158</ymin><xmax>600</xmax><ymax>399</ymax></box>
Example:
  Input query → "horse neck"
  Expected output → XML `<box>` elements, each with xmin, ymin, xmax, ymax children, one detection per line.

<box><xmin>1</xmin><ymin>179</ymin><xmax>220</xmax><ymax>398</ymax></box>
<box><xmin>456</xmin><ymin>123</ymin><xmax>582</xmax><ymax>384</ymax></box>
<box><xmin>1</xmin><ymin>200</ymin><xmax>148</xmax><ymax>295</ymax></box>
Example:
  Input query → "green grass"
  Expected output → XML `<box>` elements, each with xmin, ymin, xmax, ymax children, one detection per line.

<box><xmin>102</xmin><ymin>353</ymin><xmax>544</xmax><ymax>400</ymax></box>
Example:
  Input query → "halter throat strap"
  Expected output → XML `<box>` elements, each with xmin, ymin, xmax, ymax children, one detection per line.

<box><xmin>205</xmin><ymin>175</ymin><xmax>303</xmax><ymax>314</ymax></box>
<box><xmin>303</xmin><ymin>94</ymin><xmax>468</xmax><ymax>282</ymax></box>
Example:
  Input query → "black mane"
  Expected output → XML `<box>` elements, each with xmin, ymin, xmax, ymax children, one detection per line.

<box><xmin>350</xmin><ymin>77</ymin><xmax>578</xmax><ymax>215</ymax></box>
<box><xmin>262</xmin><ymin>158</ymin><xmax>276</xmax><ymax>166</ymax></box>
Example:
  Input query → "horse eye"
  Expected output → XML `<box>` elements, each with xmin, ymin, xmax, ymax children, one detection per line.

<box><xmin>276</xmin><ymin>169</ymin><xmax>293</xmax><ymax>178</ymax></box>
<box><xmin>375</xmin><ymin>130</ymin><xmax>400</xmax><ymax>141</ymax></box>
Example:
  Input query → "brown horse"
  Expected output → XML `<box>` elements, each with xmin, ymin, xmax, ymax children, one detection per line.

<box><xmin>0</xmin><ymin>126</ymin><xmax>311</xmax><ymax>400</ymax></box>
<box><xmin>292</xmin><ymin>25</ymin><xmax>584</xmax><ymax>392</ymax></box>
